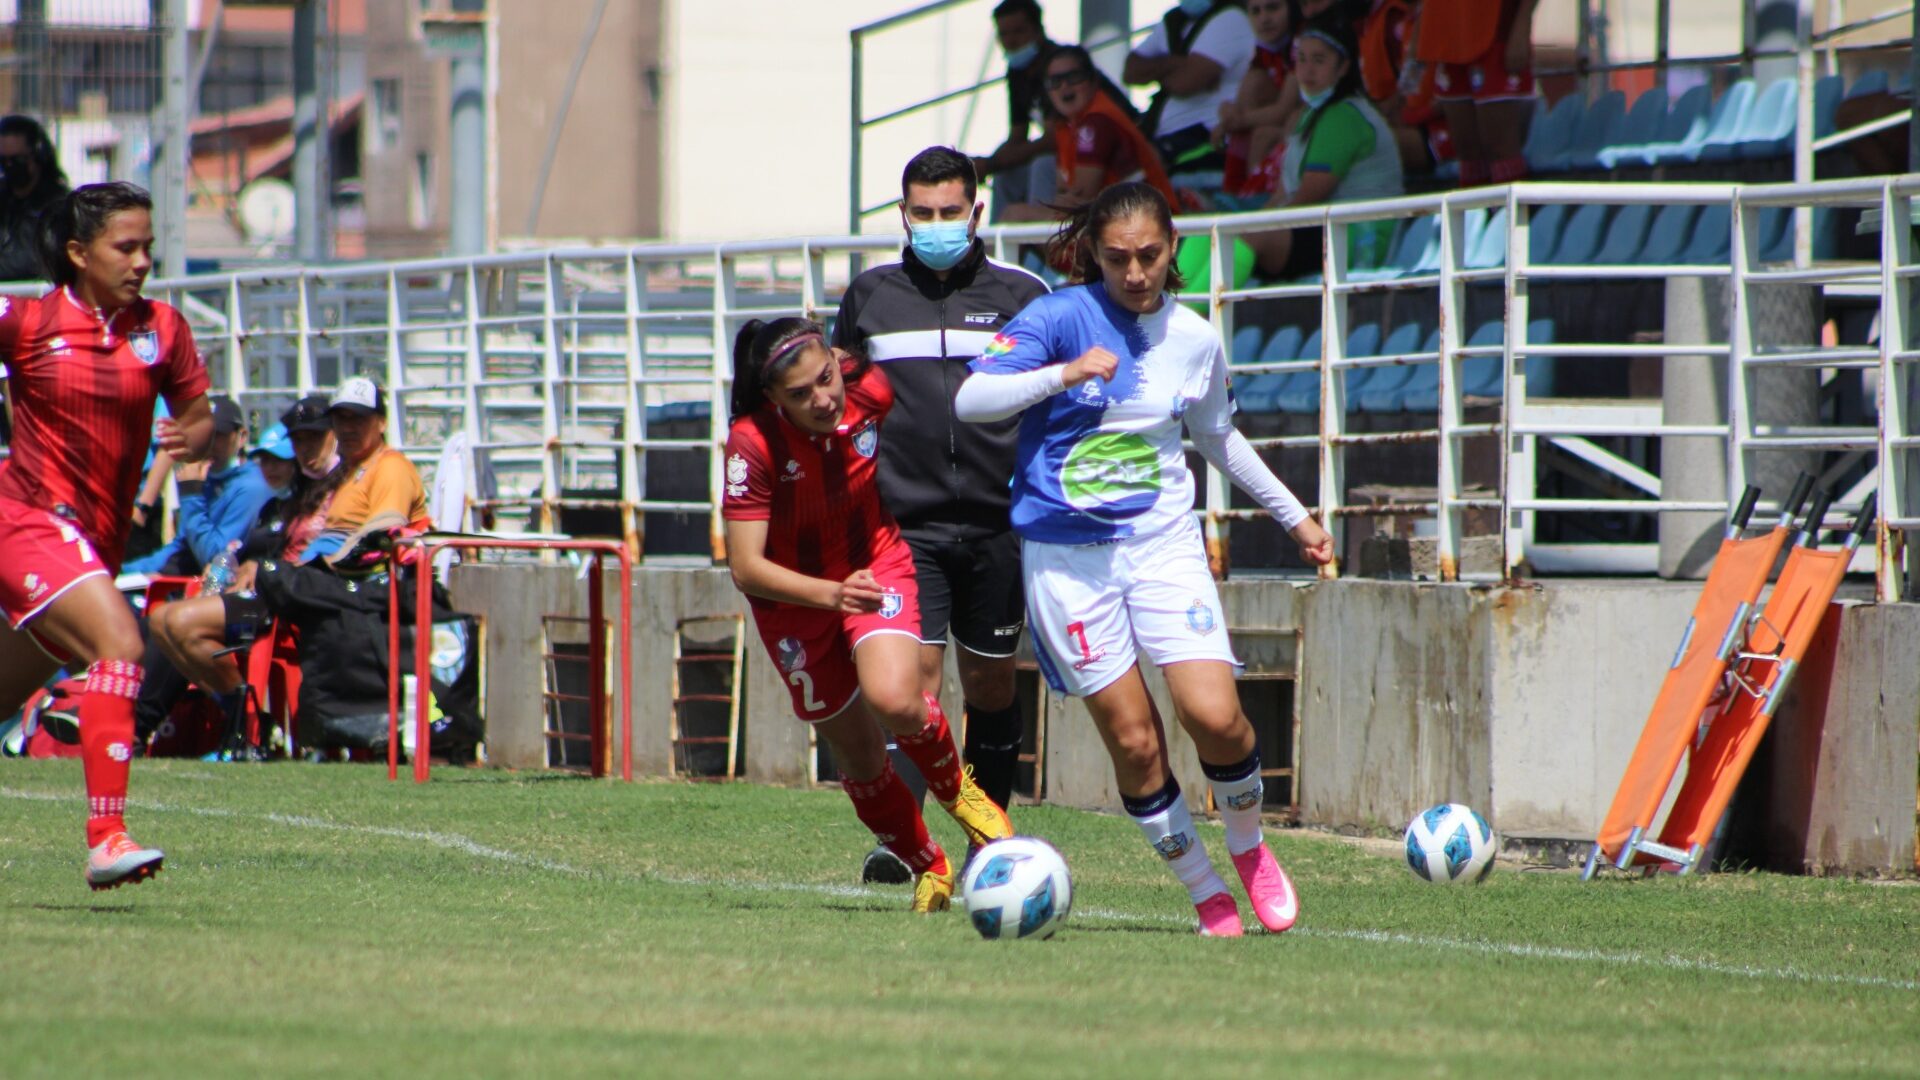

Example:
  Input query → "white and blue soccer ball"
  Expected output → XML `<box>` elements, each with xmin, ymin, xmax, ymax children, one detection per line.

<box><xmin>960</xmin><ymin>836</ymin><xmax>1072</xmax><ymax>940</ymax></box>
<box><xmin>1404</xmin><ymin>803</ymin><xmax>1497</xmax><ymax>884</ymax></box>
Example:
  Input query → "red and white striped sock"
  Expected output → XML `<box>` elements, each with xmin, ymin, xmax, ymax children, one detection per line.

<box><xmin>842</xmin><ymin>761</ymin><xmax>947</xmax><ymax>875</ymax></box>
<box><xmin>894</xmin><ymin>692</ymin><xmax>963</xmax><ymax>804</ymax></box>
<box><xmin>81</xmin><ymin>659</ymin><xmax>142</xmax><ymax>848</ymax></box>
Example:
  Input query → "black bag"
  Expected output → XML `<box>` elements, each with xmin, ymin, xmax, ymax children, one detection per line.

<box><xmin>1140</xmin><ymin>0</ymin><xmax>1243</xmax><ymax>138</ymax></box>
<box><xmin>255</xmin><ymin>559</ymin><xmax>482</xmax><ymax>760</ymax></box>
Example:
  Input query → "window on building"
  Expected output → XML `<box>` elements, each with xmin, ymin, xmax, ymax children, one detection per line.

<box><xmin>371</xmin><ymin>78</ymin><xmax>402</xmax><ymax>152</ymax></box>
<box><xmin>411</xmin><ymin>152</ymin><xmax>433</xmax><ymax>230</ymax></box>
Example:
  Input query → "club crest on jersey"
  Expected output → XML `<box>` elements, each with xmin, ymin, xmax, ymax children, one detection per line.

<box><xmin>852</xmin><ymin>421</ymin><xmax>878</xmax><ymax>459</ymax></box>
<box><xmin>129</xmin><ymin>330</ymin><xmax>160</xmax><ymax>366</ymax></box>
<box><xmin>725</xmin><ymin>452</ymin><xmax>749</xmax><ymax>497</ymax></box>
<box><xmin>1186</xmin><ymin>600</ymin><xmax>1215</xmax><ymax>634</ymax></box>
<box><xmin>776</xmin><ymin>636</ymin><xmax>806</xmax><ymax>673</ymax></box>
<box><xmin>878</xmin><ymin>589</ymin><xmax>903</xmax><ymax>619</ymax></box>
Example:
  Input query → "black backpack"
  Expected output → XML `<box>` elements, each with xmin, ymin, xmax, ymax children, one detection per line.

<box><xmin>1140</xmin><ymin>0</ymin><xmax>1245</xmax><ymax>137</ymax></box>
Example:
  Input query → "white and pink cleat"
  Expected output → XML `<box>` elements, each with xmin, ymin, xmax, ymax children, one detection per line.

<box><xmin>1194</xmin><ymin>890</ymin><xmax>1245</xmax><ymax>937</ymax></box>
<box><xmin>1231</xmin><ymin>842</ymin><xmax>1299</xmax><ymax>933</ymax></box>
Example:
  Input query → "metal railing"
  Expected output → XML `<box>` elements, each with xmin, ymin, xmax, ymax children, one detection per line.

<box><xmin>6</xmin><ymin>175</ymin><xmax>1912</xmax><ymax>595</ymax></box>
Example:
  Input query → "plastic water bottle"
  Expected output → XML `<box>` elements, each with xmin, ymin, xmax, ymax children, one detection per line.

<box><xmin>200</xmin><ymin>549</ymin><xmax>238</xmax><ymax>593</ymax></box>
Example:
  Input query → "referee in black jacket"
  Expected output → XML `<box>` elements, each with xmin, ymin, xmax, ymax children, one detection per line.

<box><xmin>833</xmin><ymin>147</ymin><xmax>1049</xmax><ymax>883</ymax></box>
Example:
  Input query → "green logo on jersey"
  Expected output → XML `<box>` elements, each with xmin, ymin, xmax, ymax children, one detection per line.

<box><xmin>1060</xmin><ymin>432</ymin><xmax>1160</xmax><ymax>509</ymax></box>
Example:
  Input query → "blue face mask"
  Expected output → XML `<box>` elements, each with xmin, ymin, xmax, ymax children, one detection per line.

<box><xmin>1179</xmin><ymin>0</ymin><xmax>1214</xmax><ymax>16</ymax></box>
<box><xmin>1005</xmin><ymin>42</ymin><xmax>1040</xmax><ymax>70</ymax></box>
<box><xmin>1300</xmin><ymin>84</ymin><xmax>1334</xmax><ymax>110</ymax></box>
<box><xmin>909</xmin><ymin>219</ymin><xmax>973</xmax><ymax>271</ymax></box>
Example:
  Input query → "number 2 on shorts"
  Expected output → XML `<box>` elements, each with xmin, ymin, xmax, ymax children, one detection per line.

<box><xmin>788</xmin><ymin>669</ymin><xmax>824</xmax><ymax>712</ymax></box>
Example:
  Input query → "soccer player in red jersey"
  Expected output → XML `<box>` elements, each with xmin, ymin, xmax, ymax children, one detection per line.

<box><xmin>722</xmin><ymin>316</ymin><xmax>1011</xmax><ymax>912</ymax></box>
<box><xmin>0</xmin><ymin>182</ymin><xmax>215</xmax><ymax>890</ymax></box>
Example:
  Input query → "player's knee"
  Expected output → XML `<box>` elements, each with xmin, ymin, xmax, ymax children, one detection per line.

<box><xmin>1106</xmin><ymin>723</ymin><xmax>1163</xmax><ymax>775</ymax></box>
<box><xmin>865</xmin><ymin>686</ymin><xmax>924</xmax><ymax>733</ymax></box>
<box><xmin>89</xmin><ymin>627</ymin><xmax>146</xmax><ymax>666</ymax></box>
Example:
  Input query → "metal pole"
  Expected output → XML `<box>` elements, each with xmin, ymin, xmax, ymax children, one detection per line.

<box><xmin>524</xmin><ymin>0</ymin><xmax>607</xmax><ymax>235</ymax></box>
<box><xmin>1793</xmin><ymin>0</ymin><xmax>1814</xmax><ymax>267</ymax></box>
<box><xmin>850</xmin><ymin>29</ymin><xmax>864</xmax><ymax>235</ymax></box>
<box><xmin>292</xmin><ymin>0</ymin><xmax>326</xmax><ymax>262</ymax></box>
<box><xmin>1655</xmin><ymin>0</ymin><xmax>1671</xmax><ymax>87</ymax></box>
<box><xmin>1912</xmin><ymin>2</ymin><xmax>1920</xmax><ymax>171</ymax></box>
<box><xmin>450</xmin><ymin>0</ymin><xmax>487</xmax><ymax>255</ymax></box>
<box><xmin>155</xmin><ymin>0</ymin><xmax>188</xmax><ymax>279</ymax></box>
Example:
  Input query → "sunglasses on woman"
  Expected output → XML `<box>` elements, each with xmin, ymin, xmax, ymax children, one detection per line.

<box><xmin>1045</xmin><ymin>69</ymin><xmax>1092</xmax><ymax>90</ymax></box>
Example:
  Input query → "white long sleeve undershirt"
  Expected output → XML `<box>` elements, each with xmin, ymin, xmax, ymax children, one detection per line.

<box><xmin>1188</xmin><ymin>426</ymin><xmax>1311</xmax><ymax>531</ymax></box>
<box><xmin>953</xmin><ymin>365</ymin><xmax>1066</xmax><ymax>422</ymax></box>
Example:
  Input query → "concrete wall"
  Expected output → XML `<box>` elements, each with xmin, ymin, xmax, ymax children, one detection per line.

<box><xmin>444</xmin><ymin>564</ymin><xmax>1918</xmax><ymax>874</ymax></box>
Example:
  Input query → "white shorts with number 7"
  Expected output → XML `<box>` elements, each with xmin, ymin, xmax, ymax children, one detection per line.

<box><xmin>1023</xmin><ymin>512</ymin><xmax>1239</xmax><ymax>698</ymax></box>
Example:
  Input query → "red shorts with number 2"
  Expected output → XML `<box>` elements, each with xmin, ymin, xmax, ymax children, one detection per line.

<box><xmin>0</xmin><ymin>495</ymin><xmax>111</xmax><ymax>662</ymax></box>
<box><xmin>748</xmin><ymin>540</ymin><xmax>920</xmax><ymax>723</ymax></box>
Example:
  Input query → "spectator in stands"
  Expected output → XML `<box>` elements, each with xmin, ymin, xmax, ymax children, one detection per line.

<box><xmin>1243</xmin><ymin>16</ymin><xmax>1406</xmax><ymax>279</ymax></box>
<box><xmin>1215</xmin><ymin>0</ymin><xmax>1302</xmax><ymax>199</ymax></box>
<box><xmin>152</xmin><ymin>377</ymin><xmax>427</xmax><ymax>713</ymax></box>
<box><xmin>1125</xmin><ymin>0</ymin><xmax>1256</xmax><ymax>177</ymax></box>
<box><xmin>0</xmin><ymin>115</ymin><xmax>70</xmax><ymax>283</ymax></box>
<box><xmin>123</xmin><ymin>396</ymin><xmax>275</xmax><ymax>577</ymax></box>
<box><xmin>1414</xmin><ymin>0</ymin><xmax>1536</xmax><ymax>186</ymax></box>
<box><xmin>1001</xmin><ymin>47</ymin><xmax>1178</xmax><ymax>221</ymax></box>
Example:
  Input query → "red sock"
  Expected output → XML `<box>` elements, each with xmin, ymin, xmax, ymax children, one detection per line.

<box><xmin>894</xmin><ymin>692</ymin><xmax>963</xmax><ymax>803</ymax></box>
<box><xmin>842</xmin><ymin>761</ymin><xmax>947</xmax><ymax>875</ymax></box>
<box><xmin>80</xmin><ymin>659</ymin><xmax>142</xmax><ymax>847</ymax></box>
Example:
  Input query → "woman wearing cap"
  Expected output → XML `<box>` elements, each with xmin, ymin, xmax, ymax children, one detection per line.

<box><xmin>0</xmin><ymin>181</ymin><xmax>215</xmax><ymax>890</ymax></box>
<box><xmin>122</xmin><ymin>395</ymin><xmax>277</xmax><ymax>577</ymax></box>
<box><xmin>153</xmin><ymin>377</ymin><xmax>425</xmax><ymax>724</ymax></box>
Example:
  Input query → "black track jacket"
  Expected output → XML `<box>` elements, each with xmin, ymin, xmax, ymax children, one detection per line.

<box><xmin>832</xmin><ymin>240</ymin><xmax>1049</xmax><ymax>541</ymax></box>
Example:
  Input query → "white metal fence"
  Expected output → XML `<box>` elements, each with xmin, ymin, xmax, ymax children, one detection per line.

<box><xmin>6</xmin><ymin>175</ymin><xmax>1912</xmax><ymax>596</ymax></box>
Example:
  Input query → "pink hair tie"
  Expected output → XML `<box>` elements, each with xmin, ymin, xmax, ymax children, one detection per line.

<box><xmin>769</xmin><ymin>332</ymin><xmax>825</xmax><ymax>365</ymax></box>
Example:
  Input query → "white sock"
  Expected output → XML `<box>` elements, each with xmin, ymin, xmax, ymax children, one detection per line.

<box><xmin>1126</xmin><ymin>786</ymin><xmax>1228</xmax><ymax>904</ymax></box>
<box><xmin>1205</xmin><ymin>757</ymin><xmax>1265</xmax><ymax>857</ymax></box>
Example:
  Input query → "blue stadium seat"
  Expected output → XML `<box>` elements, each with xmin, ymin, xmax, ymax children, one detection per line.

<box><xmin>1352</xmin><ymin>216</ymin><xmax>1434</xmax><ymax>282</ymax></box>
<box><xmin>1357</xmin><ymin>326</ymin><xmax>1439</xmax><ymax>412</ymax></box>
<box><xmin>1845</xmin><ymin>69</ymin><xmax>1889</xmax><ymax>100</ymax></box>
<box><xmin>1669</xmin><ymin>79</ymin><xmax>1756</xmax><ymax>164</ymax></box>
<box><xmin>1813</xmin><ymin>73</ymin><xmax>1844</xmax><ymax>139</ymax></box>
<box><xmin>1681</xmin><ymin>204</ymin><xmax>1733</xmax><ymax>263</ymax></box>
<box><xmin>1231</xmin><ymin>325</ymin><xmax>1266</xmax><ymax>366</ymax></box>
<box><xmin>1527</xmin><ymin>204</ymin><xmax>1570</xmax><ymax>265</ymax></box>
<box><xmin>1524</xmin><ymin>94</ymin><xmax>1585</xmax><ymax>173</ymax></box>
<box><xmin>1594</xmin><ymin>203</ymin><xmax>1653</xmax><ymax>264</ymax></box>
<box><xmin>1546</xmin><ymin>203</ymin><xmax>1611</xmax><ymax>265</ymax></box>
<box><xmin>1758</xmin><ymin>207</ymin><xmax>1793</xmax><ymax>263</ymax></box>
<box><xmin>1597</xmin><ymin>87</ymin><xmax>1668</xmax><ymax>167</ymax></box>
<box><xmin>1736</xmin><ymin>78</ymin><xmax>1798</xmax><ymax>159</ymax></box>
<box><xmin>1464</xmin><ymin>208</ymin><xmax>1508</xmax><ymax>270</ymax></box>
<box><xmin>1522</xmin><ymin>318</ymin><xmax>1559</xmax><ymax>397</ymax></box>
<box><xmin>1400</xmin><ymin>321</ymin><xmax>1505</xmax><ymax>410</ymax></box>
<box><xmin>1278</xmin><ymin>325</ymin><xmax>1372</xmax><ymax>414</ymax></box>
<box><xmin>1635</xmin><ymin>203</ymin><xmax>1701</xmax><ymax>264</ymax></box>
<box><xmin>1601</xmin><ymin>84</ymin><xmax>1710</xmax><ymax>167</ymax></box>
<box><xmin>1234</xmin><ymin>373</ymin><xmax>1288</xmax><ymax>414</ymax></box>
<box><xmin>1257</xmin><ymin>325</ymin><xmax>1303</xmax><ymax>370</ymax></box>
<box><xmin>1263</xmin><ymin>328</ymin><xmax>1322</xmax><ymax>415</ymax></box>
<box><xmin>1563</xmin><ymin>90</ymin><xmax>1625</xmax><ymax>171</ymax></box>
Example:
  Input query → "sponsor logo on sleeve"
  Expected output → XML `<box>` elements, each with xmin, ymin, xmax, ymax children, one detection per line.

<box><xmin>1076</xmin><ymin>124</ymin><xmax>1097</xmax><ymax>152</ymax></box>
<box><xmin>981</xmin><ymin>333</ymin><xmax>1016</xmax><ymax>360</ymax></box>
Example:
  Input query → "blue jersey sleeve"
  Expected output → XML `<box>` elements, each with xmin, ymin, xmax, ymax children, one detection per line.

<box><xmin>969</xmin><ymin>292</ymin><xmax>1062</xmax><ymax>375</ymax></box>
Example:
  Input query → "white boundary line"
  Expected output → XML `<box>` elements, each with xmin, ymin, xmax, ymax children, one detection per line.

<box><xmin>4</xmin><ymin>786</ymin><xmax>1916</xmax><ymax>993</ymax></box>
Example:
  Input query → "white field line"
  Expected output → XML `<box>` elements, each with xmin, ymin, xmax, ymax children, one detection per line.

<box><xmin>5</xmin><ymin>786</ymin><xmax>1916</xmax><ymax>993</ymax></box>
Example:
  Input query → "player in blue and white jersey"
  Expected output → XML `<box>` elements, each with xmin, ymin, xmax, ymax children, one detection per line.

<box><xmin>954</xmin><ymin>181</ymin><xmax>1334</xmax><ymax>937</ymax></box>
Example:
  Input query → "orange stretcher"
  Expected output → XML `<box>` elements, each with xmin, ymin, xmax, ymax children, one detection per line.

<box><xmin>1629</xmin><ymin>491</ymin><xmax>1877</xmax><ymax>873</ymax></box>
<box><xmin>1581</xmin><ymin>476</ymin><xmax>1812</xmax><ymax>879</ymax></box>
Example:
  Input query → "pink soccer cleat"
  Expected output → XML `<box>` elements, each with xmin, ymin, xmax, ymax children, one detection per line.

<box><xmin>1231</xmin><ymin>842</ymin><xmax>1299</xmax><ymax>933</ymax></box>
<box><xmin>85</xmin><ymin>831</ymin><xmax>164</xmax><ymax>891</ymax></box>
<box><xmin>1194</xmin><ymin>890</ymin><xmax>1244</xmax><ymax>937</ymax></box>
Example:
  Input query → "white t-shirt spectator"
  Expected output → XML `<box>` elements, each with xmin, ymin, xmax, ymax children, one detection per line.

<box><xmin>1133</xmin><ymin>5</ymin><xmax>1256</xmax><ymax>137</ymax></box>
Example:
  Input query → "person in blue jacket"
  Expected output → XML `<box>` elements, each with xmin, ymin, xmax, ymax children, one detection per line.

<box><xmin>123</xmin><ymin>396</ymin><xmax>275</xmax><ymax>577</ymax></box>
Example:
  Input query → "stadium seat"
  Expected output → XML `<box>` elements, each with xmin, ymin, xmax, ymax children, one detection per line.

<box><xmin>1594</xmin><ymin>203</ymin><xmax>1654</xmax><ymax>264</ymax></box>
<box><xmin>1671</xmin><ymin>79</ymin><xmax>1757</xmax><ymax>164</ymax></box>
<box><xmin>1523</xmin><ymin>94</ymin><xmax>1584</xmax><ymax>174</ymax></box>
<box><xmin>1278</xmin><ymin>325</ymin><xmax>1373</xmax><ymax>414</ymax></box>
<box><xmin>1258</xmin><ymin>325</ymin><xmax>1304</xmax><ymax>370</ymax></box>
<box><xmin>1596</xmin><ymin>87</ymin><xmax>1668</xmax><ymax>168</ymax></box>
<box><xmin>1351</xmin><ymin>216</ymin><xmax>1433</xmax><ymax>282</ymax></box>
<box><xmin>1813</xmin><ymin>73</ymin><xmax>1844</xmax><ymax>139</ymax></box>
<box><xmin>1357</xmin><ymin>326</ymin><xmax>1440</xmax><ymax>412</ymax></box>
<box><xmin>1601</xmin><ymin>84</ymin><xmax>1710</xmax><ymax>167</ymax></box>
<box><xmin>1681</xmin><ymin>203</ymin><xmax>1733</xmax><ymax>263</ymax></box>
<box><xmin>1758</xmin><ymin>207</ymin><xmax>1793</xmax><ymax>263</ymax></box>
<box><xmin>1401</xmin><ymin>321</ymin><xmax>1505</xmax><ymax>411</ymax></box>
<box><xmin>1844</xmin><ymin>69</ymin><xmax>1888</xmax><ymax>100</ymax></box>
<box><xmin>1464</xmin><ymin>208</ymin><xmax>1508</xmax><ymax>270</ymax></box>
<box><xmin>1545</xmin><ymin>203</ymin><xmax>1611</xmax><ymax>265</ymax></box>
<box><xmin>1635</xmin><ymin>203</ymin><xmax>1701</xmax><ymax>264</ymax></box>
<box><xmin>1234</xmin><ymin>372</ymin><xmax>1288</xmax><ymax>414</ymax></box>
<box><xmin>1260</xmin><ymin>327</ymin><xmax>1321</xmax><ymax>415</ymax></box>
<box><xmin>1522</xmin><ymin>318</ymin><xmax>1559</xmax><ymax>397</ymax></box>
<box><xmin>1563</xmin><ymin>90</ymin><xmax>1626</xmax><ymax>171</ymax></box>
<box><xmin>1527</xmin><ymin>203</ymin><xmax>1570</xmax><ymax>265</ymax></box>
<box><xmin>1736</xmin><ymin>78</ymin><xmax>1798</xmax><ymax>159</ymax></box>
<box><xmin>1231</xmin><ymin>325</ymin><xmax>1266</xmax><ymax>366</ymax></box>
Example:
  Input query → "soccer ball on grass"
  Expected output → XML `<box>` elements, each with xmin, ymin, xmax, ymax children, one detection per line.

<box><xmin>960</xmin><ymin>836</ymin><xmax>1072</xmax><ymax>940</ymax></box>
<box><xmin>1404</xmin><ymin>803</ymin><xmax>1497</xmax><ymax>884</ymax></box>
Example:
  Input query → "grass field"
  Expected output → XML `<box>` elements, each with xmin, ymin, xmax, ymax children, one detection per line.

<box><xmin>3</xmin><ymin>760</ymin><xmax>1918</xmax><ymax>1078</ymax></box>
